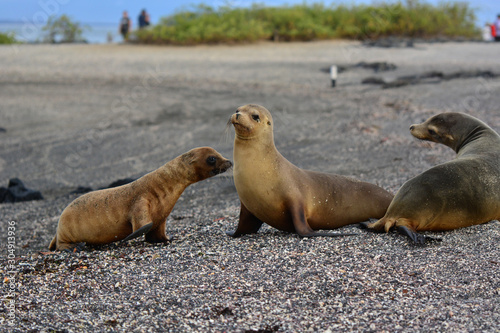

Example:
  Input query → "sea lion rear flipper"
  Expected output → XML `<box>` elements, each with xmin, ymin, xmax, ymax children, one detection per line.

<box><xmin>292</xmin><ymin>204</ymin><xmax>356</xmax><ymax>237</ymax></box>
<box><xmin>122</xmin><ymin>222</ymin><xmax>154</xmax><ymax>242</ymax></box>
<box><xmin>358</xmin><ymin>219</ymin><xmax>382</xmax><ymax>232</ymax></box>
<box><xmin>397</xmin><ymin>226</ymin><xmax>442</xmax><ymax>244</ymax></box>
<box><xmin>227</xmin><ymin>202</ymin><xmax>263</xmax><ymax>237</ymax></box>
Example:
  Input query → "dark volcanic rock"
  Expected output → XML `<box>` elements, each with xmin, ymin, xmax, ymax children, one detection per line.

<box><xmin>0</xmin><ymin>178</ymin><xmax>44</xmax><ymax>203</ymax></box>
<box><xmin>363</xmin><ymin>37</ymin><xmax>415</xmax><ymax>48</ymax></box>
<box><xmin>332</xmin><ymin>61</ymin><xmax>398</xmax><ymax>74</ymax></box>
<box><xmin>70</xmin><ymin>186</ymin><xmax>93</xmax><ymax>194</ymax></box>
<box><xmin>365</xmin><ymin>70</ymin><xmax>500</xmax><ymax>89</ymax></box>
<box><xmin>105</xmin><ymin>177</ymin><xmax>137</xmax><ymax>189</ymax></box>
<box><xmin>361</xmin><ymin>77</ymin><xmax>386</xmax><ymax>85</ymax></box>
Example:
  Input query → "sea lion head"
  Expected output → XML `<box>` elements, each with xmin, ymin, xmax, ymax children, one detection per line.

<box><xmin>230</xmin><ymin>104</ymin><xmax>273</xmax><ymax>141</ymax></box>
<box><xmin>409</xmin><ymin>112</ymin><xmax>489</xmax><ymax>152</ymax></box>
<box><xmin>182</xmin><ymin>147</ymin><xmax>232</xmax><ymax>181</ymax></box>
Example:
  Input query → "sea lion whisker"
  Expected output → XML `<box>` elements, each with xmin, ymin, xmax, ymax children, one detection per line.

<box><xmin>218</xmin><ymin>167</ymin><xmax>235</xmax><ymax>185</ymax></box>
<box><xmin>412</xmin><ymin>137</ymin><xmax>432</xmax><ymax>148</ymax></box>
<box><xmin>219</xmin><ymin>119</ymin><xmax>235</xmax><ymax>145</ymax></box>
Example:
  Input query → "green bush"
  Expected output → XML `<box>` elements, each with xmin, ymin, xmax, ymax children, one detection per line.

<box><xmin>0</xmin><ymin>32</ymin><xmax>17</xmax><ymax>44</ymax></box>
<box><xmin>333</xmin><ymin>1</ymin><xmax>479</xmax><ymax>40</ymax></box>
<box><xmin>134</xmin><ymin>0</ymin><xmax>480</xmax><ymax>45</ymax></box>
<box><xmin>135</xmin><ymin>5</ymin><xmax>269</xmax><ymax>44</ymax></box>
<box><xmin>42</xmin><ymin>15</ymin><xmax>88</xmax><ymax>43</ymax></box>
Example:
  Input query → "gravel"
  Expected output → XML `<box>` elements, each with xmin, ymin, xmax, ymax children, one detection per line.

<box><xmin>0</xmin><ymin>41</ymin><xmax>499</xmax><ymax>332</ymax></box>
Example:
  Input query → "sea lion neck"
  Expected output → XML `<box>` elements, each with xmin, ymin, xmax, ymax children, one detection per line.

<box><xmin>235</xmin><ymin>127</ymin><xmax>274</xmax><ymax>141</ymax></box>
<box><xmin>454</xmin><ymin>124</ymin><xmax>499</xmax><ymax>155</ymax></box>
<box><xmin>454</xmin><ymin>125</ymin><xmax>486</xmax><ymax>153</ymax></box>
<box><xmin>156</xmin><ymin>157</ymin><xmax>195</xmax><ymax>186</ymax></box>
<box><xmin>233</xmin><ymin>132</ymin><xmax>279</xmax><ymax>174</ymax></box>
<box><xmin>234</xmin><ymin>129</ymin><xmax>276</xmax><ymax>153</ymax></box>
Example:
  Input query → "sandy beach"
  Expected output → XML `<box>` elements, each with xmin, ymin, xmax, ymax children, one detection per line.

<box><xmin>0</xmin><ymin>41</ymin><xmax>499</xmax><ymax>332</ymax></box>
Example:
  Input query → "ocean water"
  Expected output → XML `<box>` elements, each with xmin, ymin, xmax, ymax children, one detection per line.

<box><xmin>0</xmin><ymin>22</ymin><xmax>120</xmax><ymax>44</ymax></box>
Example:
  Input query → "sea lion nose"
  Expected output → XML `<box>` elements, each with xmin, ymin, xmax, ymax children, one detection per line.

<box><xmin>236</xmin><ymin>113</ymin><xmax>240</xmax><ymax>120</ymax></box>
<box><xmin>409</xmin><ymin>125</ymin><xmax>415</xmax><ymax>131</ymax></box>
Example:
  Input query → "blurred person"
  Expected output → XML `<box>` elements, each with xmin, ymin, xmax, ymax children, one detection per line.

<box><xmin>138</xmin><ymin>9</ymin><xmax>151</xmax><ymax>29</ymax></box>
<box><xmin>483</xmin><ymin>23</ymin><xmax>493</xmax><ymax>42</ymax></box>
<box><xmin>119</xmin><ymin>11</ymin><xmax>131</xmax><ymax>41</ymax></box>
<box><xmin>495</xmin><ymin>14</ymin><xmax>500</xmax><ymax>42</ymax></box>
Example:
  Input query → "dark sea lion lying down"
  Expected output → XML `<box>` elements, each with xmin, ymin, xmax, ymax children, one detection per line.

<box><xmin>362</xmin><ymin>112</ymin><xmax>500</xmax><ymax>243</ymax></box>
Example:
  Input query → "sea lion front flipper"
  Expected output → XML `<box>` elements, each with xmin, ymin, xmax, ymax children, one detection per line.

<box><xmin>397</xmin><ymin>226</ymin><xmax>442</xmax><ymax>244</ymax></box>
<box><xmin>227</xmin><ymin>202</ymin><xmax>263</xmax><ymax>237</ymax></box>
<box><xmin>122</xmin><ymin>222</ymin><xmax>154</xmax><ymax>242</ymax></box>
<box><xmin>145</xmin><ymin>222</ymin><xmax>172</xmax><ymax>243</ymax></box>
<box><xmin>60</xmin><ymin>242</ymin><xmax>86</xmax><ymax>253</ymax></box>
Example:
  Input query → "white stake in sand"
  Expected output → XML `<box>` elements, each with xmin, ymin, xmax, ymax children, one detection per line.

<box><xmin>330</xmin><ymin>65</ymin><xmax>338</xmax><ymax>87</ymax></box>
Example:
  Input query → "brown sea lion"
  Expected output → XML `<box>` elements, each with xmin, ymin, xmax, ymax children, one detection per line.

<box><xmin>227</xmin><ymin>104</ymin><xmax>393</xmax><ymax>238</ymax></box>
<box><xmin>49</xmin><ymin>147</ymin><xmax>232</xmax><ymax>251</ymax></box>
<box><xmin>361</xmin><ymin>112</ymin><xmax>500</xmax><ymax>243</ymax></box>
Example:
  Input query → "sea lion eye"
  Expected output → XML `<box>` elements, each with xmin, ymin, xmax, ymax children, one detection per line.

<box><xmin>428</xmin><ymin>129</ymin><xmax>437</xmax><ymax>136</ymax></box>
<box><xmin>252</xmin><ymin>114</ymin><xmax>260</xmax><ymax>122</ymax></box>
<box><xmin>206</xmin><ymin>156</ymin><xmax>217</xmax><ymax>166</ymax></box>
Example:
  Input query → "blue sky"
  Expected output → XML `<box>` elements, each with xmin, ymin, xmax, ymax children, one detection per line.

<box><xmin>0</xmin><ymin>0</ymin><xmax>498</xmax><ymax>26</ymax></box>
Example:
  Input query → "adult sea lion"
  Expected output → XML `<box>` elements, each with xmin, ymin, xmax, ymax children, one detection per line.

<box><xmin>361</xmin><ymin>112</ymin><xmax>500</xmax><ymax>243</ymax></box>
<box><xmin>227</xmin><ymin>104</ymin><xmax>393</xmax><ymax>237</ymax></box>
<box><xmin>49</xmin><ymin>147</ymin><xmax>232</xmax><ymax>251</ymax></box>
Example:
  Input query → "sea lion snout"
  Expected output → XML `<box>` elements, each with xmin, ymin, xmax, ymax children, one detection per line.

<box><xmin>409</xmin><ymin>122</ymin><xmax>431</xmax><ymax>141</ymax></box>
<box><xmin>212</xmin><ymin>160</ymin><xmax>233</xmax><ymax>175</ymax></box>
<box><xmin>230</xmin><ymin>112</ymin><xmax>240</xmax><ymax>124</ymax></box>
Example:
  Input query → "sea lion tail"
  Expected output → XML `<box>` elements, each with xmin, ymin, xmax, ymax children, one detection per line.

<box><xmin>49</xmin><ymin>235</ymin><xmax>57</xmax><ymax>251</ymax></box>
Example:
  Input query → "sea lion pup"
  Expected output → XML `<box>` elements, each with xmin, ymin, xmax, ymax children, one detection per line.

<box><xmin>227</xmin><ymin>104</ymin><xmax>393</xmax><ymax>238</ymax></box>
<box><xmin>361</xmin><ymin>112</ymin><xmax>500</xmax><ymax>244</ymax></box>
<box><xmin>49</xmin><ymin>147</ymin><xmax>232</xmax><ymax>251</ymax></box>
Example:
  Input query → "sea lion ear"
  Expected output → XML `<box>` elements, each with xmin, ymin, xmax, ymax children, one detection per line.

<box><xmin>267</xmin><ymin>121</ymin><xmax>271</xmax><ymax>126</ymax></box>
<box><xmin>182</xmin><ymin>152</ymin><xmax>196</xmax><ymax>165</ymax></box>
